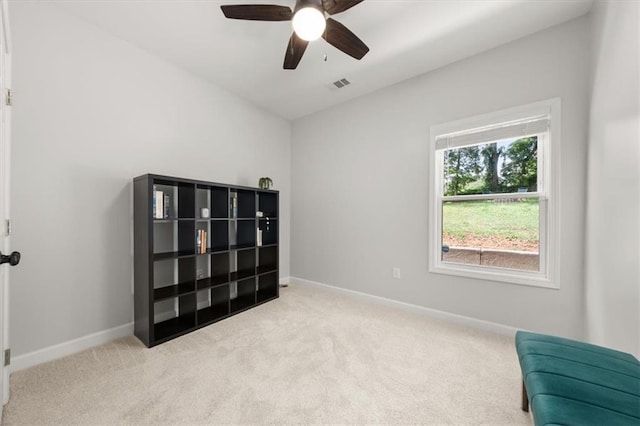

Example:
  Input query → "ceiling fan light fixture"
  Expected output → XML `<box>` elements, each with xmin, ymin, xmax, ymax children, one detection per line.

<box><xmin>292</xmin><ymin>7</ymin><xmax>326</xmax><ymax>41</ymax></box>
<box><xmin>220</xmin><ymin>0</ymin><xmax>368</xmax><ymax>69</ymax></box>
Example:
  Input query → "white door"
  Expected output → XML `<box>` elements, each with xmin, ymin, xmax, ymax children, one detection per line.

<box><xmin>0</xmin><ymin>0</ymin><xmax>14</xmax><ymax>414</ymax></box>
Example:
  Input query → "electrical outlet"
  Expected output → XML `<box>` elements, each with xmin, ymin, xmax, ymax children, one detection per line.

<box><xmin>392</xmin><ymin>267</ymin><xmax>401</xmax><ymax>279</ymax></box>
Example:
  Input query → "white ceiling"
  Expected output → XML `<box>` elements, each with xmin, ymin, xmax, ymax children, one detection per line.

<box><xmin>51</xmin><ymin>0</ymin><xmax>594</xmax><ymax>120</ymax></box>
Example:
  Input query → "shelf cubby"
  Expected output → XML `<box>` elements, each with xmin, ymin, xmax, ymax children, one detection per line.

<box><xmin>196</xmin><ymin>254</ymin><xmax>209</xmax><ymax>278</ymax></box>
<box><xmin>153</xmin><ymin>221</ymin><xmax>176</xmax><ymax>254</ymax></box>
<box><xmin>154</xmin><ymin>316</ymin><xmax>195</xmax><ymax>342</ymax></box>
<box><xmin>197</xmin><ymin>286</ymin><xmax>230</xmax><ymax>326</ymax></box>
<box><xmin>153</xmin><ymin>179</ymin><xmax>196</xmax><ymax>219</ymax></box>
<box><xmin>257</xmin><ymin>246</ymin><xmax>278</xmax><ymax>275</ymax></box>
<box><xmin>177</xmin><ymin>220</ymin><xmax>197</xmax><ymax>255</ymax></box>
<box><xmin>196</xmin><ymin>185</ymin><xmax>210</xmax><ymax>217</ymax></box>
<box><xmin>153</xmin><ymin>257</ymin><xmax>195</xmax><ymax>301</ymax></box>
<box><xmin>258</xmin><ymin>218</ymin><xmax>278</xmax><ymax>246</ymax></box>
<box><xmin>236</xmin><ymin>189</ymin><xmax>256</xmax><ymax>219</ymax></box>
<box><xmin>258</xmin><ymin>192</ymin><xmax>278</xmax><ymax>218</ymax></box>
<box><xmin>235</xmin><ymin>220</ymin><xmax>256</xmax><ymax>248</ymax></box>
<box><xmin>195</xmin><ymin>221</ymin><xmax>210</xmax><ymax>255</ymax></box>
<box><xmin>152</xmin><ymin>219</ymin><xmax>200</xmax><ymax>257</ymax></box>
<box><xmin>135</xmin><ymin>174</ymin><xmax>278</xmax><ymax>347</ymax></box>
<box><xmin>211</xmin><ymin>220</ymin><xmax>229</xmax><ymax>252</ymax></box>
<box><xmin>230</xmin><ymin>277</ymin><xmax>256</xmax><ymax>313</ymax></box>
<box><xmin>151</xmin><ymin>182</ymin><xmax>177</xmax><ymax>219</ymax></box>
<box><xmin>257</xmin><ymin>271</ymin><xmax>278</xmax><ymax>303</ymax></box>
<box><xmin>230</xmin><ymin>249</ymin><xmax>256</xmax><ymax>282</ymax></box>
<box><xmin>196</xmin><ymin>251</ymin><xmax>230</xmax><ymax>289</ymax></box>
<box><xmin>176</xmin><ymin>183</ymin><xmax>196</xmax><ymax>219</ymax></box>
<box><xmin>211</xmin><ymin>252</ymin><xmax>230</xmax><ymax>284</ymax></box>
<box><xmin>153</xmin><ymin>293</ymin><xmax>196</xmax><ymax>342</ymax></box>
<box><xmin>210</xmin><ymin>186</ymin><xmax>229</xmax><ymax>218</ymax></box>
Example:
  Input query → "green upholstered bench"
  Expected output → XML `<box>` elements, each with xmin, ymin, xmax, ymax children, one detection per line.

<box><xmin>515</xmin><ymin>331</ymin><xmax>640</xmax><ymax>426</ymax></box>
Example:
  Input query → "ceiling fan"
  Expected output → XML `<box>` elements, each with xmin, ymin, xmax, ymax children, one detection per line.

<box><xmin>220</xmin><ymin>0</ymin><xmax>369</xmax><ymax>70</ymax></box>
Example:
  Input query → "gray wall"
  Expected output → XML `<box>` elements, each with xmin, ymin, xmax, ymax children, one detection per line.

<box><xmin>291</xmin><ymin>17</ymin><xmax>590</xmax><ymax>339</ymax></box>
<box><xmin>585</xmin><ymin>1</ymin><xmax>639</xmax><ymax>356</ymax></box>
<box><xmin>10</xmin><ymin>2</ymin><xmax>291</xmax><ymax>356</ymax></box>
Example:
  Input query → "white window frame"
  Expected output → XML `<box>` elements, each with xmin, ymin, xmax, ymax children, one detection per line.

<box><xmin>428</xmin><ymin>98</ymin><xmax>560</xmax><ymax>288</ymax></box>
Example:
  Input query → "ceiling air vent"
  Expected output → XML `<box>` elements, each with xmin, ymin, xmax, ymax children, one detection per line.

<box><xmin>332</xmin><ymin>78</ymin><xmax>351</xmax><ymax>88</ymax></box>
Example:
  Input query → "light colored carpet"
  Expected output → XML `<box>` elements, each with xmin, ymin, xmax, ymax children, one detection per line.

<box><xmin>2</xmin><ymin>283</ymin><xmax>531</xmax><ymax>425</ymax></box>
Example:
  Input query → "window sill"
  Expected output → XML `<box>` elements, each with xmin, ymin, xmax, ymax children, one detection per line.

<box><xmin>429</xmin><ymin>262</ymin><xmax>558</xmax><ymax>289</ymax></box>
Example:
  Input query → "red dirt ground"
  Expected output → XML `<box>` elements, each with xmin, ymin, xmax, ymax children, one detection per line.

<box><xmin>443</xmin><ymin>234</ymin><xmax>539</xmax><ymax>252</ymax></box>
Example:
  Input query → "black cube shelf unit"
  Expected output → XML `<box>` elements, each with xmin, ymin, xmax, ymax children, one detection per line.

<box><xmin>133</xmin><ymin>174</ymin><xmax>279</xmax><ymax>347</ymax></box>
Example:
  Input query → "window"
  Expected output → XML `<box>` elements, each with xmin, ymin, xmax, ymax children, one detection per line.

<box><xmin>428</xmin><ymin>99</ymin><xmax>560</xmax><ymax>288</ymax></box>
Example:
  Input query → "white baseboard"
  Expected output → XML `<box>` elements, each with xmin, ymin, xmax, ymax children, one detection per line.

<box><xmin>279</xmin><ymin>276</ymin><xmax>290</xmax><ymax>285</ymax></box>
<box><xmin>10</xmin><ymin>322</ymin><xmax>134</xmax><ymax>373</ymax></box>
<box><xmin>290</xmin><ymin>277</ymin><xmax>519</xmax><ymax>337</ymax></box>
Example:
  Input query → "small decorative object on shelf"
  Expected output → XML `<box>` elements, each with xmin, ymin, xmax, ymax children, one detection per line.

<box><xmin>258</xmin><ymin>177</ymin><xmax>273</xmax><ymax>189</ymax></box>
<box><xmin>201</xmin><ymin>207</ymin><xmax>210</xmax><ymax>218</ymax></box>
<box><xmin>256</xmin><ymin>211</ymin><xmax>263</xmax><ymax>218</ymax></box>
<box><xmin>231</xmin><ymin>195</ymin><xmax>238</xmax><ymax>218</ymax></box>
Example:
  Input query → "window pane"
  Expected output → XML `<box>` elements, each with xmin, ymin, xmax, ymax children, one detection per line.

<box><xmin>441</xmin><ymin>199</ymin><xmax>539</xmax><ymax>272</ymax></box>
<box><xmin>442</xmin><ymin>136</ymin><xmax>538</xmax><ymax>195</ymax></box>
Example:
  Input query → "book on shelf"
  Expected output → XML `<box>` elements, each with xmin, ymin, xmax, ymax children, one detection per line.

<box><xmin>154</xmin><ymin>190</ymin><xmax>163</xmax><ymax>219</ymax></box>
<box><xmin>196</xmin><ymin>229</ymin><xmax>207</xmax><ymax>254</ymax></box>
<box><xmin>163</xmin><ymin>194</ymin><xmax>170</xmax><ymax>219</ymax></box>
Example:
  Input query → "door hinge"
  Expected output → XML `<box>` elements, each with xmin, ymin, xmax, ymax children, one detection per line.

<box><xmin>5</xmin><ymin>89</ymin><xmax>12</xmax><ymax>106</ymax></box>
<box><xmin>4</xmin><ymin>349</ymin><xmax>9</xmax><ymax>367</ymax></box>
<box><xmin>5</xmin><ymin>219</ymin><xmax>10</xmax><ymax>236</ymax></box>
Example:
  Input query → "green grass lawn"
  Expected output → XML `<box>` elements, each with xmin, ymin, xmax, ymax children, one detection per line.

<box><xmin>443</xmin><ymin>199</ymin><xmax>539</xmax><ymax>242</ymax></box>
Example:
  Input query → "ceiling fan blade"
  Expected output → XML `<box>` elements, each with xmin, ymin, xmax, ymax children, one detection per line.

<box><xmin>283</xmin><ymin>32</ymin><xmax>309</xmax><ymax>70</ymax></box>
<box><xmin>322</xmin><ymin>17</ymin><xmax>369</xmax><ymax>60</ymax></box>
<box><xmin>321</xmin><ymin>0</ymin><xmax>365</xmax><ymax>15</ymax></box>
<box><xmin>220</xmin><ymin>4</ymin><xmax>293</xmax><ymax>21</ymax></box>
